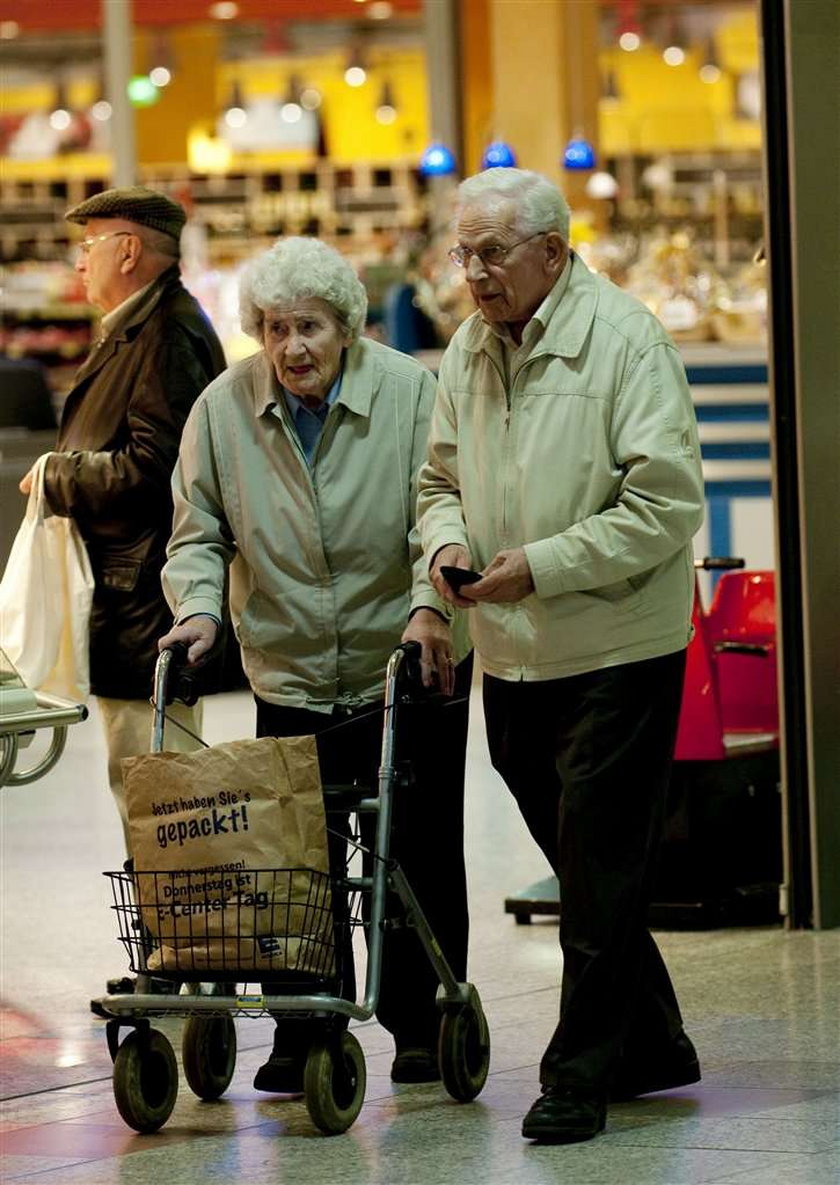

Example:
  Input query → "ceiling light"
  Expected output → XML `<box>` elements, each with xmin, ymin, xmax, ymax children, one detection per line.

<box><xmin>0</xmin><ymin>20</ymin><xmax>20</xmax><ymax>38</ymax></box>
<box><xmin>700</xmin><ymin>64</ymin><xmax>721</xmax><ymax>84</ymax></box>
<box><xmin>368</xmin><ymin>1</ymin><xmax>393</xmax><ymax>17</ymax></box>
<box><xmin>419</xmin><ymin>142</ymin><xmax>456</xmax><ymax>177</ymax></box>
<box><xmin>49</xmin><ymin>79</ymin><xmax>71</xmax><ymax>131</ymax></box>
<box><xmin>663</xmin><ymin>46</ymin><xmax>685</xmax><ymax>67</ymax></box>
<box><xmin>149</xmin><ymin>66</ymin><xmax>172</xmax><ymax>88</ymax></box>
<box><xmin>563</xmin><ymin>132</ymin><xmax>596</xmax><ymax>171</ymax></box>
<box><xmin>344</xmin><ymin>45</ymin><xmax>367</xmax><ymax>87</ymax></box>
<box><xmin>300</xmin><ymin>87</ymin><xmax>322</xmax><ymax>111</ymax></box>
<box><xmin>375</xmin><ymin>80</ymin><xmax>397</xmax><ymax>125</ymax></box>
<box><xmin>224</xmin><ymin>80</ymin><xmax>247</xmax><ymax>128</ymax></box>
<box><xmin>91</xmin><ymin>100</ymin><xmax>112</xmax><ymax>122</ymax></box>
<box><xmin>481</xmin><ymin>141</ymin><xmax>517</xmax><ymax>169</ymax></box>
<box><xmin>585</xmin><ymin>171</ymin><xmax>619</xmax><ymax>199</ymax></box>
<box><xmin>209</xmin><ymin>2</ymin><xmax>238</xmax><ymax>20</ymax></box>
<box><xmin>619</xmin><ymin>31</ymin><xmax>640</xmax><ymax>52</ymax></box>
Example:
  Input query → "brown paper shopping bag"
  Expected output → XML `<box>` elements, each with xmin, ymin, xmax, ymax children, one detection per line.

<box><xmin>123</xmin><ymin>735</ymin><xmax>334</xmax><ymax>976</ymax></box>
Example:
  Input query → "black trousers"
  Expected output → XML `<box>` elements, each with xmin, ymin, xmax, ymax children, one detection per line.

<box><xmin>256</xmin><ymin>653</ymin><xmax>472</xmax><ymax>1049</ymax></box>
<box><xmin>483</xmin><ymin>649</ymin><xmax>687</xmax><ymax>1092</ymax></box>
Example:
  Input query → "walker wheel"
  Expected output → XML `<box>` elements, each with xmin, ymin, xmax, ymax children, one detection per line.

<box><xmin>112</xmin><ymin>1029</ymin><xmax>178</xmax><ymax>1133</ymax></box>
<box><xmin>303</xmin><ymin>1031</ymin><xmax>366</xmax><ymax>1135</ymax></box>
<box><xmin>439</xmin><ymin>992</ymin><xmax>490</xmax><ymax>1102</ymax></box>
<box><xmin>182</xmin><ymin>1014</ymin><xmax>237</xmax><ymax>1101</ymax></box>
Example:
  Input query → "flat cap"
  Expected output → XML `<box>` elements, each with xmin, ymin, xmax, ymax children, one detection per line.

<box><xmin>65</xmin><ymin>186</ymin><xmax>186</xmax><ymax>241</ymax></box>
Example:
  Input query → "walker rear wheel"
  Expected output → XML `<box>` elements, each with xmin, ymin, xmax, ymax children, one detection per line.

<box><xmin>303</xmin><ymin>1031</ymin><xmax>366</xmax><ymax>1135</ymax></box>
<box><xmin>112</xmin><ymin>1029</ymin><xmax>178</xmax><ymax>1133</ymax></box>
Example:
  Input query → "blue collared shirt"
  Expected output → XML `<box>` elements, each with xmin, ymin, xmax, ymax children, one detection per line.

<box><xmin>283</xmin><ymin>369</ymin><xmax>343</xmax><ymax>465</ymax></box>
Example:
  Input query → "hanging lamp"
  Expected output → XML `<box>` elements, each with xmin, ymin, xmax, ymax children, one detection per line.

<box><xmin>419</xmin><ymin>141</ymin><xmax>456</xmax><ymax>176</ymax></box>
<box><xmin>481</xmin><ymin>141</ymin><xmax>517</xmax><ymax>169</ymax></box>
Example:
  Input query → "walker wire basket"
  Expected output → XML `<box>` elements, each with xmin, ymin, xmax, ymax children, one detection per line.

<box><xmin>105</xmin><ymin>866</ymin><xmax>353</xmax><ymax>983</ymax></box>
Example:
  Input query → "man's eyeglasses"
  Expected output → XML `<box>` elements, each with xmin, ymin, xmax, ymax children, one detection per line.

<box><xmin>448</xmin><ymin>231</ymin><xmax>546</xmax><ymax>270</ymax></box>
<box><xmin>77</xmin><ymin>231</ymin><xmax>132</xmax><ymax>255</ymax></box>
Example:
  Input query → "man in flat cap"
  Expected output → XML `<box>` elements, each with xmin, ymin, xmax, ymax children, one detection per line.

<box><xmin>20</xmin><ymin>188</ymin><xmax>226</xmax><ymax>967</ymax></box>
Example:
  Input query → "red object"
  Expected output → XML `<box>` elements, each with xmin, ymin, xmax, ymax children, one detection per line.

<box><xmin>706</xmin><ymin>571</ymin><xmax>778</xmax><ymax>735</ymax></box>
<box><xmin>674</xmin><ymin>569</ymin><xmax>779</xmax><ymax>762</ymax></box>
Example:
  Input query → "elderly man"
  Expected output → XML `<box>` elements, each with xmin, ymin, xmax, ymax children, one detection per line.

<box><xmin>417</xmin><ymin>168</ymin><xmax>705</xmax><ymax>1144</ymax></box>
<box><xmin>20</xmin><ymin>188</ymin><xmax>226</xmax><ymax>896</ymax></box>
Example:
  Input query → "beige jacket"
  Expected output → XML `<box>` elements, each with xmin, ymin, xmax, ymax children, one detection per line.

<box><xmin>417</xmin><ymin>253</ymin><xmax>705</xmax><ymax>681</ymax></box>
<box><xmin>164</xmin><ymin>337</ymin><xmax>461</xmax><ymax>709</ymax></box>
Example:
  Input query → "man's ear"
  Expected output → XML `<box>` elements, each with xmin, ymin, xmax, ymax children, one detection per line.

<box><xmin>544</xmin><ymin>231</ymin><xmax>568</xmax><ymax>277</ymax></box>
<box><xmin>119</xmin><ymin>233</ymin><xmax>143</xmax><ymax>275</ymax></box>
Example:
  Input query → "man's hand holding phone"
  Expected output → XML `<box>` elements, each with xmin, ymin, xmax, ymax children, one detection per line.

<box><xmin>431</xmin><ymin>545</ymin><xmax>482</xmax><ymax>607</ymax></box>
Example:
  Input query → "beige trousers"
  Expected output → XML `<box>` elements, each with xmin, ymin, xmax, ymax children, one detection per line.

<box><xmin>97</xmin><ymin>695</ymin><xmax>204</xmax><ymax>853</ymax></box>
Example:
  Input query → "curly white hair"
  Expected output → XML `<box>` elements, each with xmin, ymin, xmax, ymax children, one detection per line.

<box><xmin>239</xmin><ymin>236</ymin><xmax>368</xmax><ymax>342</ymax></box>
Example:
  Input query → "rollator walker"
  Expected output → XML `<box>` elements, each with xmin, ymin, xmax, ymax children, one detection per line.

<box><xmin>91</xmin><ymin>641</ymin><xmax>489</xmax><ymax>1136</ymax></box>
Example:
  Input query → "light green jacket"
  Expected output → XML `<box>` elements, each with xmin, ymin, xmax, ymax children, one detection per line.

<box><xmin>164</xmin><ymin>337</ymin><xmax>463</xmax><ymax>710</ymax></box>
<box><xmin>417</xmin><ymin>253</ymin><xmax>705</xmax><ymax>681</ymax></box>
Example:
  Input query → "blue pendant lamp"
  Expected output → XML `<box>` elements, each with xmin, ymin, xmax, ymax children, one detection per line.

<box><xmin>481</xmin><ymin>140</ymin><xmax>517</xmax><ymax>169</ymax></box>
<box><xmin>419</xmin><ymin>141</ymin><xmax>457</xmax><ymax>176</ymax></box>
<box><xmin>563</xmin><ymin>131</ymin><xmax>596</xmax><ymax>171</ymax></box>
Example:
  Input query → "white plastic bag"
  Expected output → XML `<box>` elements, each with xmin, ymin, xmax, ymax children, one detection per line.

<box><xmin>0</xmin><ymin>454</ymin><xmax>94</xmax><ymax>701</ymax></box>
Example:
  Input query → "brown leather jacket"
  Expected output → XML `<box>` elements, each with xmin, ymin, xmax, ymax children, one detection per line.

<box><xmin>44</xmin><ymin>265</ymin><xmax>226</xmax><ymax>698</ymax></box>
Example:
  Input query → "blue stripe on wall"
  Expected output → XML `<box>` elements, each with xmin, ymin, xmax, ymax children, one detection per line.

<box><xmin>694</xmin><ymin>404</ymin><xmax>770</xmax><ymax>422</ymax></box>
<box><xmin>686</xmin><ymin>364</ymin><xmax>769</xmax><ymax>384</ymax></box>
<box><xmin>703</xmin><ymin>480</ymin><xmax>772</xmax><ymax>497</ymax></box>
<box><xmin>701</xmin><ymin>442</ymin><xmax>771</xmax><ymax>460</ymax></box>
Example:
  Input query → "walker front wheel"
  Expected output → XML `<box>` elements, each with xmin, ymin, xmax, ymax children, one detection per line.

<box><xmin>439</xmin><ymin>993</ymin><xmax>490</xmax><ymax>1102</ymax></box>
<box><xmin>303</xmin><ymin>1031</ymin><xmax>366</xmax><ymax>1135</ymax></box>
<box><xmin>182</xmin><ymin>1014</ymin><xmax>237</xmax><ymax>1101</ymax></box>
<box><xmin>112</xmin><ymin>1029</ymin><xmax>178</xmax><ymax>1133</ymax></box>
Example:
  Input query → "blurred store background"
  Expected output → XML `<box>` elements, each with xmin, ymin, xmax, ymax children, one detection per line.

<box><xmin>2</xmin><ymin>0</ymin><xmax>839</xmax><ymax>932</ymax></box>
<box><xmin>1</xmin><ymin>0</ymin><xmax>767</xmax><ymax>385</ymax></box>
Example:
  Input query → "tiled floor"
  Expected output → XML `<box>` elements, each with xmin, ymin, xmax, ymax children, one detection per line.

<box><xmin>1</xmin><ymin>686</ymin><xmax>838</xmax><ymax>1184</ymax></box>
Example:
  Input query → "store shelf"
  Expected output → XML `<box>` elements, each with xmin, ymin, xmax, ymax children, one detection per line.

<box><xmin>0</xmin><ymin>160</ymin><xmax>428</xmax><ymax>266</ymax></box>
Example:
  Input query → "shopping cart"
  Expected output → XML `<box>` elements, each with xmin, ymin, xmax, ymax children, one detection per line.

<box><xmin>91</xmin><ymin>642</ymin><xmax>490</xmax><ymax>1136</ymax></box>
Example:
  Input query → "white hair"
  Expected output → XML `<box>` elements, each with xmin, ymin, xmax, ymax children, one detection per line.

<box><xmin>456</xmin><ymin>168</ymin><xmax>570</xmax><ymax>241</ymax></box>
<box><xmin>239</xmin><ymin>236</ymin><xmax>368</xmax><ymax>342</ymax></box>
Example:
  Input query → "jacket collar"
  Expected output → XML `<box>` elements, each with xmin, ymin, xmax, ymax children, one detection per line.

<box><xmin>73</xmin><ymin>264</ymin><xmax>182</xmax><ymax>385</ymax></box>
<box><xmin>460</xmin><ymin>251</ymin><xmax>598</xmax><ymax>362</ymax></box>
<box><xmin>254</xmin><ymin>337</ymin><xmax>377</xmax><ymax>420</ymax></box>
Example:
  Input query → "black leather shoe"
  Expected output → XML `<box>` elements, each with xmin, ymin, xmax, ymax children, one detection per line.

<box><xmin>522</xmin><ymin>1086</ymin><xmax>607</xmax><ymax>1143</ymax></box>
<box><xmin>391</xmin><ymin>1047</ymin><xmax>440</xmax><ymax>1083</ymax></box>
<box><xmin>610</xmin><ymin>1031</ymin><xmax>701</xmax><ymax>1101</ymax></box>
<box><xmin>253</xmin><ymin>1053</ymin><xmax>306</xmax><ymax>1094</ymax></box>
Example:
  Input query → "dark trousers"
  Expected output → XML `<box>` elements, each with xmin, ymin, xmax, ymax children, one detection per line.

<box><xmin>256</xmin><ymin>653</ymin><xmax>472</xmax><ymax>1049</ymax></box>
<box><xmin>483</xmin><ymin>649</ymin><xmax>687</xmax><ymax>1091</ymax></box>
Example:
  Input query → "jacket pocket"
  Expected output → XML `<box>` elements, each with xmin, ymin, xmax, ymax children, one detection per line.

<box><xmin>99</xmin><ymin>560</ymin><xmax>141</xmax><ymax>592</ymax></box>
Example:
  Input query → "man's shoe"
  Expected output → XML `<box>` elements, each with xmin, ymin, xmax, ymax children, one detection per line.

<box><xmin>610</xmin><ymin>1031</ymin><xmax>701</xmax><ymax>1101</ymax></box>
<box><xmin>521</xmin><ymin>1086</ymin><xmax>606</xmax><ymax>1144</ymax></box>
<box><xmin>391</xmin><ymin>1047</ymin><xmax>440</xmax><ymax>1084</ymax></box>
<box><xmin>105</xmin><ymin>975</ymin><xmax>135</xmax><ymax>995</ymax></box>
<box><xmin>253</xmin><ymin>1053</ymin><xmax>306</xmax><ymax>1094</ymax></box>
<box><xmin>103</xmin><ymin>976</ymin><xmax>179</xmax><ymax>996</ymax></box>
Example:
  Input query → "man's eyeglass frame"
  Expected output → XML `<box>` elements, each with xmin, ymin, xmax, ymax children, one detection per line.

<box><xmin>448</xmin><ymin>231</ymin><xmax>546</xmax><ymax>270</ymax></box>
<box><xmin>77</xmin><ymin>231</ymin><xmax>132</xmax><ymax>255</ymax></box>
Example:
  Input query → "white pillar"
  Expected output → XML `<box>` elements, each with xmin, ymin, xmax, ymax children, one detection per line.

<box><xmin>103</xmin><ymin>0</ymin><xmax>136</xmax><ymax>187</ymax></box>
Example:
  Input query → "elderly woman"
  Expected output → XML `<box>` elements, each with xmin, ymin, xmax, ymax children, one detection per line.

<box><xmin>159</xmin><ymin>237</ymin><xmax>471</xmax><ymax>1090</ymax></box>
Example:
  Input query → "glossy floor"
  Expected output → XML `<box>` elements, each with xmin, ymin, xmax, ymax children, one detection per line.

<box><xmin>1</xmin><ymin>688</ymin><xmax>838</xmax><ymax>1184</ymax></box>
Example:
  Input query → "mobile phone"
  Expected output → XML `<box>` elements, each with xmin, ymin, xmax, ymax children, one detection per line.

<box><xmin>440</xmin><ymin>565</ymin><xmax>483</xmax><ymax>592</ymax></box>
